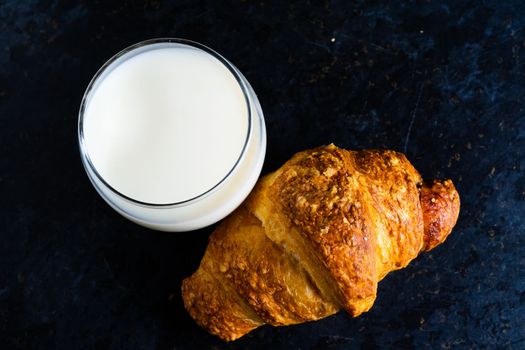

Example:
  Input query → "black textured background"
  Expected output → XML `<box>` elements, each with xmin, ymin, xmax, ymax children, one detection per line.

<box><xmin>1</xmin><ymin>1</ymin><xmax>525</xmax><ymax>349</ymax></box>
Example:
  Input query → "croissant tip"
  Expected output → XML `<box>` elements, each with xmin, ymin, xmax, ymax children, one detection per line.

<box><xmin>420</xmin><ymin>179</ymin><xmax>460</xmax><ymax>251</ymax></box>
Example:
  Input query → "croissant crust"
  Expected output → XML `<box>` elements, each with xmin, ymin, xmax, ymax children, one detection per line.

<box><xmin>182</xmin><ymin>145</ymin><xmax>460</xmax><ymax>341</ymax></box>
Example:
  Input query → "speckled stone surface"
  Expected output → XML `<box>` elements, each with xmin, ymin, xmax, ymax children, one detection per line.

<box><xmin>1</xmin><ymin>1</ymin><xmax>524</xmax><ymax>349</ymax></box>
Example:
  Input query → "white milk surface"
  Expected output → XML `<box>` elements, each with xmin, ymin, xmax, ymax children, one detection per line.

<box><xmin>83</xmin><ymin>46</ymin><xmax>249</xmax><ymax>204</ymax></box>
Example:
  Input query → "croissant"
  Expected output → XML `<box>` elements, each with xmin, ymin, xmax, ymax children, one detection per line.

<box><xmin>181</xmin><ymin>144</ymin><xmax>460</xmax><ymax>341</ymax></box>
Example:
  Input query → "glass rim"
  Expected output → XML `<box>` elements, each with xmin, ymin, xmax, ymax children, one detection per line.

<box><xmin>78</xmin><ymin>38</ymin><xmax>253</xmax><ymax>208</ymax></box>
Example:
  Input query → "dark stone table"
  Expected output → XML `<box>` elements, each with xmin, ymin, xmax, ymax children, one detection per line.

<box><xmin>1</xmin><ymin>1</ymin><xmax>524</xmax><ymax>349</ymax></box>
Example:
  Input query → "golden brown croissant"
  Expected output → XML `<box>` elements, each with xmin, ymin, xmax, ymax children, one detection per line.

<box><xmin>181</xmin><ymin>144</ymin><xmax>460</xmax><ymax>341</ymax></box>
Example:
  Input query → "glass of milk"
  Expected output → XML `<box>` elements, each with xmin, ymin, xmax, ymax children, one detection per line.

<box><xmin>78</xmin><ymin>38</ymin><xmax>266</xmax><ymax>231</ymax></box>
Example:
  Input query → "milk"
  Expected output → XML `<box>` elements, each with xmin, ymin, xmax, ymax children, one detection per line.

<box><xmin>83</xmin><ymin>45</ymin><xmax>249</xmax><ymax>204</ymax></box>
<box><xmin>79</xmin><ymin>39</ymin><xmax>266</xmax><ymax>231</ymax></box>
